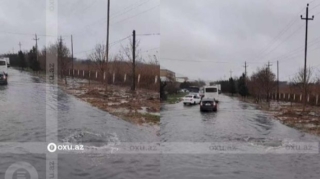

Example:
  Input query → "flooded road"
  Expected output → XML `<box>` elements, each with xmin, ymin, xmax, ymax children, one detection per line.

<box><xmin>0</xmin><ymin>68</ymin><xmax>159</xmax><ymax>179</ymax></box>
<box><xmin>161</xmin><ymin>95</ymin><xmax>320</xmax><ymax>179</ymax></box>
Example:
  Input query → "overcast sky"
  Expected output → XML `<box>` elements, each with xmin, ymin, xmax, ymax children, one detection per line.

<box><xmin>160</xmin><ymin>0</ymin><xmax>320</xmax><ymax>82</ymax></box>
<box><xmin>0</xmin><ymin>0</ymin><xmax>159</xmax><ymax>61</ymax></box>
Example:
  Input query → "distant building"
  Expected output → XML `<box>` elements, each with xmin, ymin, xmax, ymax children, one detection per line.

<box><xmin>160</xmin><ymin>69</ymin><xmax>176</xmax><ymax>82</ymax></box>
<box><xmin>176</xmin><ymin>77</ymin><xmax>188</xmax><ymax>83</ymax></box>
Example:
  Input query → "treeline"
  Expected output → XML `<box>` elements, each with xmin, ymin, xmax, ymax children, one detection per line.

<box><xmin>2</xmin><ymin>39</ymin><xmax>160</xmax><ymax>92</ymax></box>
<box><xmin>214</xmin><ymin>66</ymin><xmax>275</xmax><ymax>101</ymax></box>
<box><xmin>213</xmin><ymin>73</ymin><xmax>248</xmax><ymax>97</ymax></box>
<box><xmin>214</xmin><ymin>65</ymin><xmax>320</xmax><ymax>108</ymax></box>
<box><xmin>1</xmin><ymin>41</ymin><xmax>70</xmax><ymax>73</ymax></box>
<box><xmin>2</xmin><ymin>47</ymin><xmax>40</xmax><ymax>71</ymax></box>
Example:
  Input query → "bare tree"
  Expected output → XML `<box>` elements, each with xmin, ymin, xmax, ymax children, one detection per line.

<box><xmin>291</xmin><ymin>68</ymin><xmax>314</xmax><ymax>111</ymax></box>
<box><xmin>118</xmin><ymin>39</ymin><xmax>143</xmax><ymax>92</ymax></box>
<box><xmin>88</xmin><ymin>44</ymin><xmax>109</xmax><ymax>94</ymax></box>
<box><xmin>118</xmin><ymin>39</ymin><xmax>143</xmax><ymax>63</ymax></box>
<box><xmin>248</xmin><ymin>66</ymin><xmax>276</xmax><ymax>106</ymax></box>
<box><xmin>45</xmin><ymin>41</ymin><xmax>70</xmax><ymax>84</ymax></box>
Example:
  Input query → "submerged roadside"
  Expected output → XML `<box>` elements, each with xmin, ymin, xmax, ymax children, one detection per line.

<box><xmin>25</xmin><ymin>70</ymin><xmax>160</xmax><ymax>126</ymax></box>
<box><xmin>58</xmin><ymin>78</ymin><xmax>160</xmax><ymax>125</ymax></box>
<box><xmin>238</xmin><ymin>96</ymin><xmax>320</xmax><ymax>136</ymax></box>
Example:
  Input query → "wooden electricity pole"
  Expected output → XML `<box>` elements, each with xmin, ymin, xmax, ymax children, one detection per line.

<box><xmin>19</xmin><ymin>42</ymin><xmax>22</xmax><ymax>51</ymax></box>
<box><xmin>131</xmin><ymin>30</ymin><xmax>136</xmax><ymax>91</ymax></box>
<box><xmin>277</xmin><ymin>60</ymin><xmax>279</xmax><ymax>102</ymax></box>
<box><xmin>301</xmin><ymin>3</ymin><xmax>314</xmax><ymax>111</ymax></box>
<box><xmin>71</xmin><ymin>35</ymin><xmax>74</xmax><ymax>79</ymax></box>
<box><xmin>244</xmin><ymin>61</ymin><xmax>248</xmax><ymax>85</ymax></box>
<box><xmin>105</xmin><ymin>0</ymin><xmax>110</xmax><ymax>93</ymax></box>
<box><xmin>33</xmin><ymin>34</ymin><xmax>39</xmax><ymax>61</ymax></box>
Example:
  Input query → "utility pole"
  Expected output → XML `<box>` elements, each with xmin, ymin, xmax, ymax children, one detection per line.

<box><xmin>277</xmin><ymin>60</ymin><xmax>279</xmax><ymax>102</ymax></box>
<box><xmin>244</xmin><ymin>61</ymin><xmax>247</xmax><ymax>77</ymax></box>
<box><xmin>58</xmin><ymin>36</ymin><xmax>64</xmax><ymax>79</ymax></box>
<box><xmin>19</xmin><ymin>42</ymin><xmax>22</xmax><ymax>52</ymax></box>
<box><xmin>131</xmin><ymin>30</ymin><xmax>136</xmax><ymax>91</ymax></box>
<box><xmin>301</xmin><ymin>3</ymin><xmax>314</xmax><ymax>111</ymax></box>
<box><xmin>244</xmin><ymin>61</ymin><xmax>248</xmax><ymax>85</ymax></box>
<box><xmin>229</xmin><ymin>70</ymin><xmax>232</xmax><ymax>79</ymax></box>
<box><xmin>33</xmin><ymin>34</ymin><xmax>39</xmax><ymax>61</ymax></box>
<box><xmin>266</xmin><ymin>61</ymin><xmax>272</xmax><ymax>103</ymax></box>
<box><xmin>71</xmin><ymin>35</ymin><xmax>74</xmax><ymax>79</ymax></box>
<box><xmin>105</xmin><ymin>0</ymin><xmax>110</xmax><ymax>93</ymax></box>
<box><xmin>267</xmin><ymin>61</ymin><xmax>272</xmax><ymax>71</ymax></box>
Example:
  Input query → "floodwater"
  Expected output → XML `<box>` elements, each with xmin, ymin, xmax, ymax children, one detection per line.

<box><xmin>0</xmin><ymin>68</ymin><xmax>159</xmax><ymax>179</ymax></box>
<box><xmin>160</xmin><ymin>95</ymin><xmax>320</xmax><ymax>179</ymax></box>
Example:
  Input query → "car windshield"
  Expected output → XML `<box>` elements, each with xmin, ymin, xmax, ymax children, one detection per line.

<box><xmin>185</xmin><ymin>95</ymin><xmax>193</xmax><ymax>98</ymax></box>
<box><xmin>205</xmin><ymin>88</ymin><xmax>217</xmax><ymax>92</ymax></box>
<box><xmin>0</xmin><ymin>61</ymin><xmax>6</xmax><ymax>66</ymax></box>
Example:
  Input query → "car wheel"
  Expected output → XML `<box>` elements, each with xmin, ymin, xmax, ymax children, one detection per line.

<box><xmin>183</xmin><ymin>103</ymin><xmax>186</xmax><ymax>105</ymax></box>
<box><xmin>193</xmin><ymin>101</ymin><xmax>196</xmax><ymax>105</ymax></box>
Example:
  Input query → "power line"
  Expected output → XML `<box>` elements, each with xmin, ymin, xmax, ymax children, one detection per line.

<box><xmin>257</xmin><ymin>24</ymin><xmax>304</xmax><ymax>62</ymax></box>
<box><xmin>136</xmin><ymin>33</ymin><xmax>160</xmax><ymax>36</ymax></box>
<box><xmin>0</xmin><ymin>31</ymin><xmax>67</xmax><ymax>37</ymax></box>
<box><xmin>161</xmin><ymin>57</ymin><xmax>270</xmax><ymax>64</ymax></box>
<box><xmin>254</xmin><ymin>1</ymin><xmax>318</xmax><ymax>64</ymax></box>
<box><xmin>72</xmin><ymin>1</ymin><xmax>157</xmax><ymax>35</ymax></box>
<box><xmin>110</xmin><ymin>0</ymin><xmax>152</xmax><ymax>20</ymax></box>
<box><xmin>74</xmin><ymin>34</ymin><xmax>131</xmax><ymax>55</ymax></box>
<box><xmin>111</xmin><ymin>0</ymin><xmax>151</xmax><ymax>17</ymax></box>
<box><xmin>109</xmin><ymin>35</ymin><xmax>131</xmax><ymax>46</ymax></box>
<box><xmin>252</xmin><ymin>6</ymin><xmax>305</xmax><ymax>62</ymax></box>
<box><xmin>67</xmin><ymin>0</ymin><xmax>86</xmax><ymax>16</ymax></box>
<box><xmin>111</xmin><ymin>4</ymin><xmax>159</xmax><ymax>25</ymax></box>
<box><xmin>256</xmin><ymin>34</ymin><xmax>320</xmax><ymax>63</ymax></box>
<box><xmin>141</xmin><ymin>47</ymin><xmax>159</xmax><ymax>53</ymax></box>
<box><xmin>71</xmin><ymin>0</ymin><xmax>99</xmax><ymax>16</ymax></box>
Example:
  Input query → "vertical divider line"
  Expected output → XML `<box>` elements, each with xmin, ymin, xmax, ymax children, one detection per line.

<box><xmin>46</xmin><ymin>0</ymin><xmax>58</xmax><ymax>179</ymax></box>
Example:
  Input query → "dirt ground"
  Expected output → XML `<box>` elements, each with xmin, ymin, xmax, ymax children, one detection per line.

<box><xmin>58</xmin><ymin>78</ymin><xmax>160</xmax><ymax>125</ymax></box>
<box><xmin>239</xmin><ymin>97</ymin><xmax>320</xmax><ymax>136</ymax></box>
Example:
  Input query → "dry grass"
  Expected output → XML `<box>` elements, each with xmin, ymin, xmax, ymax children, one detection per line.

<box><xmin>72</xmin><ymin>61</ymin><xmax>159</xmax><ymax>91</ymax></box>
<box><xmin>59</xmin><ymin>78</ymin><xmax>160</xmax><ymax>125</ymax></box>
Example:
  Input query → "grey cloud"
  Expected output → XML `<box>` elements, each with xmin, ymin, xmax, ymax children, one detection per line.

<box><xmin>160</xmin><ymin>0</ymin><xmax>319</xmax><ymax>81</ymax></box>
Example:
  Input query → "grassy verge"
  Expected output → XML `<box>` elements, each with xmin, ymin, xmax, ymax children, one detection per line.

<box><xmin>166</xmin><ymin>93</ymin><xmax>188</xmax><ymax>104</ymax></box>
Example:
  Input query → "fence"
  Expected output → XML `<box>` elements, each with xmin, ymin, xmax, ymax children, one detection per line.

<box><xmin>61</xmin><ymin>69</ymin><xmax>159</xmax><ymax>91</ymax></box>
<box><xmin>271</xmin><ymin>93</ymin><xmax>320</xmax><ymax>106</ymax></box>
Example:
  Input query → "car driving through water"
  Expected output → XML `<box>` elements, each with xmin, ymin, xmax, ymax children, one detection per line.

<box><xmin>200</xmin><ymin>86</ymin><xmax>220</xmax><ymax>112</ymax></box>
<box><xmin>183</xmin><ymin>94</ymin><xmax>201</xmax><ymax>105</ymax></box>
<box><xmin>200</xmin><ymin>98</ymin><xmax>217</xmax><ymax>112</ymax></box>
<box><xmin>0</xmin><ymin>58</ymin><xmax>8</xmax><ymax>85</ymax></box>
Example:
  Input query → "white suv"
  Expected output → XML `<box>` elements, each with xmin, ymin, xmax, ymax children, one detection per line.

<box><xmin>183</xmin><ymin>94</ymin><xmax>201</xmax><ymax>105</ymax></box>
